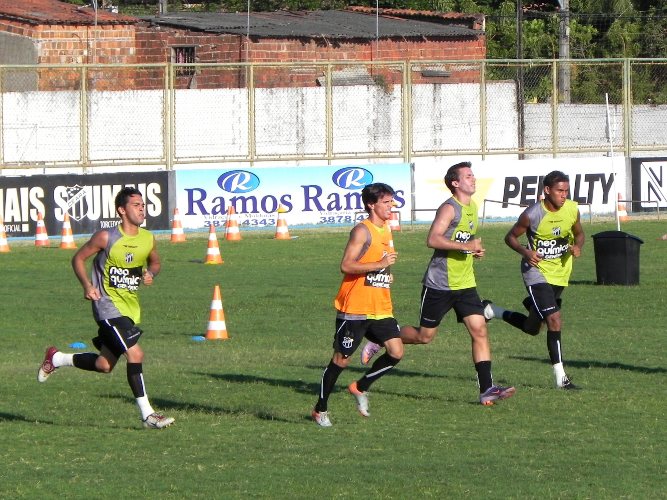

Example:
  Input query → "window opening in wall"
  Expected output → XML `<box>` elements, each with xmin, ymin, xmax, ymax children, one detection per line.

<box><xmin>172</xmin><ymin>46</ymin><xmax>196</xmax><ymax>76</ymax></box>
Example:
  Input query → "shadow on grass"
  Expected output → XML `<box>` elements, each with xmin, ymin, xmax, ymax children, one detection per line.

<box><xmin>301</xmin><ymin>364</ymin><xmax>448</xmax><ymax>379</ymax></box>
<box><xmin>102</xmin><ymin>393</ymin><xmax>296</xmax><ymax>423</ymax></box>
<box><xmin>510</xmin><ymin>355</ymin><xmax>666</xmax><ymax>374</ymax></box>
<box><xmin>569</xmin><ymin>280</ymin><xmax>598</xmax><ymax>286</ymax></box>
<box><xmin>198</xmin><ymin>371</ymin><xmax>472</xmax><ymax>404</ymax></box>
<box><xmin>0</xmin><ymin>412</ymin><xmax>49</xmax><ymax>424</ymax></box>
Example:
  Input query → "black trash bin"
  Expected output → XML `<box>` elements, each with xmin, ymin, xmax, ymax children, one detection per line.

<box><xmin>591</xmin><ymin>231</ymin><xmax>644</xmax><ymax>285</ymax></box>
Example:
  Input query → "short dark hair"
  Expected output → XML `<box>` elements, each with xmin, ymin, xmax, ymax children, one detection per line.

<box><xmin>543</xmin><ymin>170</ymin><xmax>569</xmax><ymax>188</ymax></box>
<box><xmin>115</xmin><ymin>187</ymin><xmax>142</xmax><ymax>213</ymax></box>
<box><xmin>444</xmin><ymin>161</ymin><xmax>472</xmax><ymax>193</ymax></box>
<box><xmin>361</xmin><ymin>183</ymin><xmax>395</xmax><ymax>213</ymax></box>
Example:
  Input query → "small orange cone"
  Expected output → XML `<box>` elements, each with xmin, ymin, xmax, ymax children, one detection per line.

<box><xmin>275</xmin><ymin>206</ymin><xmax>291</xmax><ymax>240</ymax></box>
<box><xmin>205</xmin><ymin>285</ymin><xmax>229</xmax><ymax>340</ymax></box>
<box><xmin>59</xmin><ymin>213</ymin><xmax>77</xmax><ymax>249</ymax></box>
<box><xmin>35</xmin><ymin>212</ymin><xmax>50</xmax><ymax>247</ymax></box>
<box><xmin>0</xmin><ymin>216</ymin><xmax>10</xmax><ymax>253</ymax></box>
<box><xmin>225</xmin><ymin>206</ymin><xmax>242</xmax><ymax>241</ymax></box>
<box><xmin>388</xmin><ymin>210</ymin><xmax>401</xmax><ymax>231</ymax></box>
<box><xmin>204</xmin><ymin>224</ymin><xmax>223</xmax><ymax>264</ymax></box>
<box><xmin>170</xmin><ymin>208</ymin><xmax>186</xmax><ymax>243</ymax></box>
<box><xmin>617</xmin><ymin>193</ymin><xmax>629</xmax><ymax>222</ymax></box>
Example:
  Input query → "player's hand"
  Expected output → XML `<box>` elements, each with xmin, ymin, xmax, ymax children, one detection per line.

<box><xmin>471</xmin><ymin>238</ymin><xmax>485</xmax><ymax>258</ymax></box>
<box><xmin>569</xmin><ymin>245</ymin><xmax>582</xmax><ymax>258</ymax></box>
<box><xmin>383</xmin><ymin>252</ymin><xmax>398</xmax><ymax>267</ymax></box>
<box><xmin>525</xmin><ymin>249</ymin><xmax>543</xmax><ymax>267</ymax></box>
<box><xmin>84</xmin><ymin>285</ymin><xmax>101</xmax><ymax>301</ymax></box>
<box><xmin>143</xmin><ymin>269</ymin><xmax>154</xmax><ymax>286</ymax></box>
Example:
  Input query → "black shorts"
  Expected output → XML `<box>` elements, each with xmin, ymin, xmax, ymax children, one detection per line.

<box><xmin>333</xmin><ymin>316</ymin><xmax>400</xmax><ymax>358</ymax></box>
<box><xmin>93</xmin><ymin>317</ymin><xmax>144</xmax><ymax>358</ymax></box>
<box><xmin>525</xmin><ymin>283</ymin><xmax>564</xmax><ymax>319</ymax></box>
<box><xmin>419</xmin><ymin>286</ymin><xmax>484</xmax><ymax>328</ymax></box>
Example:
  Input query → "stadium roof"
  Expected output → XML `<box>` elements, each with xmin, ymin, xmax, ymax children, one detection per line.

<box><xmin>142</xmin><ymin>9</ymin><xmax>483</xmax><ymax>40</ymax></box>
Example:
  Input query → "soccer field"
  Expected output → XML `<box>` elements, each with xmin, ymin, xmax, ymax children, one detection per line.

<box><xmin>1</xmin><ymin>220</ymin><xmax>665</xmax><ymax>498</ymax></box>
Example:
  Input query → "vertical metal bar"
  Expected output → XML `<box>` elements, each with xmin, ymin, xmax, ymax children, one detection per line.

<box><xmin>551</xmin><ymin>60</ymin><xmax>559</xmax><ymax>158</ymax></box>
<box><xmin>80</xmin><ymin>65</ymin><xmax>89</xmax><ymax>173</ymax></box>
<box><xmin>479</xmin><ymin>60</ymin><xmax>487</xmax><ymax>159</ymax></box>
<box><xmin>326</xmin><ymin>63</ymin><xmax>333</xmax><ymax>162</ymax></box>
<box><xmin>0</xmin><ymin>66</ymin><xmax>4</xmax><ymax>170</ymax></box>
<box><xmin>247</xmin><ymin>63</ymin><xmax>255</xmax><ymax>164</ymax></box>
<box><xmin>165</xmin><ymin>63</ymin><xmax>173</xmax><ymax>170</ymax></box>
<box><xmin>403</xmin><ymin>60</ymin><xmax>411</xmax><ymax>164</ymax></box>
<box><xmin>623</xmin><ymin>58</ymin><xmax>632</xmax><ymax>158</ymax></box>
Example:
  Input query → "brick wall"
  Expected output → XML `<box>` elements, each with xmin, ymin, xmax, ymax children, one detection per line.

<box><xmin>134</xmin><ymin>25</ymin><xmax>485</xmax><ymax>89</ymax></box>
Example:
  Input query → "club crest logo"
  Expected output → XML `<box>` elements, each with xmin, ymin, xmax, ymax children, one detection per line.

<box><xmin>125</xmin><ymin>252</ymin><xmax>134</xmax><ymax>264</ymax></box>
<box><xmin>64</xmin><ymin>185</ymin><xmax>90</xmax><ymax>221</ymax></box>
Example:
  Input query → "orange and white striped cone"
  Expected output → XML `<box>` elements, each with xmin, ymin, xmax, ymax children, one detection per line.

<box><xmin>59</xmin><ymin>213</ymin><xmax>77</xmax><ymax>249</ymax></box>
<box><xmin>388</xmin><ymin>210</ymin><xmax>401</xmax><ymax>231</ymax></box>
<box><xmin>204</xmin><ymin>224</ymin><xmax>223</xmax><ymax>264</ymax></box>
<box><xmin>617</xmin><ymin>193</ymin><xmax>630</xmax><ymax>222</ymax></box>
<box><xmin>170</xmin><ymin>208</ymin><xmax>186</xmax><ymax>243</ymax></box>
<box><xmin>225</xmin><ymin>206</ymin><xmax>242</xmax><ymax>241</ymax></box>
<box><xmin>205</xmin><ymin>285</ymin><xmax>229</xmax><ymax>340</ymax></box>
<box><xmin>275</xmin><ymin>206</ymin><xmax>291</xmax><ymax>240</ymax></box>
<box><xmin>35</xmin><ymin>212</ymin><xmax>50</xmax><ymax>247</ymax></box>
<box><xmin>0</xmin><ymin>216</ymin><xmax>10</xmax><ymax>253</ymax></box>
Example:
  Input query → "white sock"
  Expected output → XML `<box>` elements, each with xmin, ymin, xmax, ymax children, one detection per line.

<box><xmin>490</xmin><ymin>304</ymin><xmax>506</xmax><ymax>319</ymax></box>
<box><xmin>553</xmin><ymin>362</ymin><xmax>566</xmax><ymax>386</ymax></box>
<box><xmin>52</xmin><ymin>352</ymin><xmax>74</xmax><ymax>367</ymax></box>
<box><xmin>136</xmin><ymin>396</ymin><xmax>155</xmax><ymax>420</ymax></box>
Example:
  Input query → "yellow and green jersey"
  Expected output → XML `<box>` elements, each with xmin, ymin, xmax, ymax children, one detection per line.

<box><xmin>91</xmin><ymin>225</ymin><xmax>154</xmax><ymax>324</ymax></box>
<box><xmin>521</xmin><ymin>199</ymin><xmax>579</xmax><ymax>287</ymax></box>
<box><xmin>423</xmin><ymin>197</ymin><xmax>477</xmax><ymax>291</ymax></box>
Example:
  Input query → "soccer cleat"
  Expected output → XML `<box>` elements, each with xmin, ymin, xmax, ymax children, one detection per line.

<box><xmin>348</xmin><ymin>381</ymin><xmax>370</xmax><ymax>417</ymax></box>
<box><xmin>37</xmin><ymin>346</ymin><xmax>59</xmax><ymax>382</ymax></box>
<box><xmin>360</xmin><ymin>341</ymin><xmax>381</xmax><ymax>365</ymax></box>
<box><xmin>142</xmin><ymin>412</ymin><xmax>175</xmax><ymax>429</ymax></box>
<box><xmin>557</xmin><ymin>376</ymin><xmax>580</xmax><ymax>390</ymax></box>
<box><xmin>311</xmin><ymin>409</ymin><xmax>332</xmax><ymax>427</ymax></box>
<box><xmin>479</xmin><ymin>385</ymin><xmax>516</xmax><ymax>405</ymax></box>
<box><xmin>482</xmin><ymin>299</ymin><xmax>495</xmax><ymax>321</ymax></box>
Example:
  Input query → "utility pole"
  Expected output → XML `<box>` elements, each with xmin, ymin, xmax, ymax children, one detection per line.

<box><xmin>558</xmin><ymin>0</ymin><xmax>571</xmax><ymax>103</ymax></box>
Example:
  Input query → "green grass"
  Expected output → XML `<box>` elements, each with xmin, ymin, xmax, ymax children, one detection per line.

<box><xmin>1</xmin><ymin>220</ymin><xmax>665</xmax><ymax>498</ymax></box>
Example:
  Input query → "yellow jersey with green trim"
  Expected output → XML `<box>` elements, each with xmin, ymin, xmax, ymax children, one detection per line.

<box><xmin>521</xmin><ymin>199</ymin><xmax>579</xmax><ymax>287</ymax></box>
<box><xmin>423</xmin><ymin>197</ymin><xmax>477</xmax><ymax>291</ymax></box>
<box><xmin>334</xmin><ymin>219</ymin><xmax>394</xmax><ymax>319</ymax></box>
<box><xmin>91</xmin><ymin>225</ymin><xmax>154</xmax><ymax>323</ymax></box>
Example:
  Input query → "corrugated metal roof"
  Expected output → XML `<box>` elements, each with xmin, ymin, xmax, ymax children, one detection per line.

<box><xmin>0</xmin><ymin>0</ymin><xmax>137</xmax><ymax>25</ymax></box>
<box><xmin>142</xmin><ymin>10</ymin><xmax>481</xmax><ymax>39</ymax></box>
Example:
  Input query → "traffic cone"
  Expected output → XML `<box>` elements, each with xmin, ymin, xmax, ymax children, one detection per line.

<box><xmin>225</xmin><ymin>206</ymin><xmax>242</xmax><ymax>241</ymax></box>
<box><xmin>35</xmin><ymin>212</ymin><xmax>49</xmax><ymax>247</ymax></box>
<box><xmin>204</xmin><ymin>224</ymin><xmax>223</xmax><ymax>264</ymax></box>
<box><xmin>205</xmin><ymin>285</ymin><xmax>229</xmax><ymax>340</ymax></box>
<box><xmin>388</xmin><ymin>210</ymin><xmax>401</xmax><ymax>231</ymax></box>
<box><xmin>170</xmin><ymin>208</ymin><xmax>186</xmax><ymax>243</ymax></box>
<box><xmin>0</xmin><ymin>216</ymin><xmax>10</xmax><ymax>253</ymax></box>
<box><xmin>59</xmin><ymin>213</ymin><xmax>77</xmax><ymax>249</ymax></box>
<box><xmin>617</xmin><ymin>193</ymin><xmax>630</xmax><ymax>222</ymax></box>
<box><xmin>275</xmin><ymin>206</ymin><xmax>291</xmax><ymax>240</ymax></box>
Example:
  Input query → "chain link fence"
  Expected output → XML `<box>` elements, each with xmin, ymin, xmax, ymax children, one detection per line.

<box><xmin>1</xmin><ymin>59</ymin><xmax>666</xmax><ymax>170</ymax></box>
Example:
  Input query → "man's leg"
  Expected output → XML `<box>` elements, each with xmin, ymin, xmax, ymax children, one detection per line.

<box><xmin>125</xmin><ymin>344</ymin><xmax>175</xmax><ymax>428</ymax></box>
<box><xmin>464</xmin><ymin>315</ymin><xmax>515</xmax><ymax>405</ymax></box>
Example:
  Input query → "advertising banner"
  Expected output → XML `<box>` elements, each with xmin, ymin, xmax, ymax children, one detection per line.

<box><xmin>0</xmin><ymin>171</ymin><xmax>171</xmax><ymax>236</ymax></box>
<box><xmin>413</xmin><ymin>157</ymin><xmax>625</xmax><ymax>221</ymax></box>
<box><xmin>631</xmin><ymin>157</ymin><xmax>667</xmax><ymax>212</ymax></box>
<box><xmin>175</xmin><ymin>164</ymin><xmax>411</xmax><ymax>229</ymax></box>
